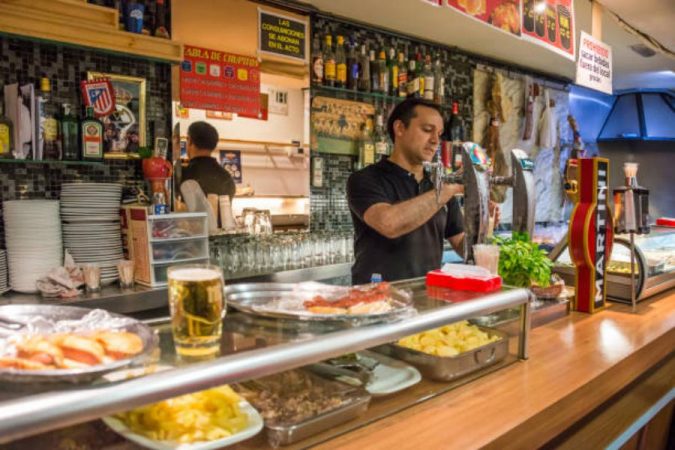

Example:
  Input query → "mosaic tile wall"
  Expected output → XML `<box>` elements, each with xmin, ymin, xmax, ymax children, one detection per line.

<box><xmin>0</xmin><ymin>35</ymin><xmax>173</xmax><ymax>247</ymax></box>
<box><xmin>309</xmin><ymin>15</ymin><xmax>475</xmax><ymax>232</ymax></box>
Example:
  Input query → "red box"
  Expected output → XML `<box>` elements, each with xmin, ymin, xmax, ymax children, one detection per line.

<box><xmin>426</xmin><ymin>269</ymin><xmax>502</xmax><ymax>292</ymax></box>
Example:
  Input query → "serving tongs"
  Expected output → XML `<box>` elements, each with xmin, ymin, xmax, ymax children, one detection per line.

<box><xmin>0</xmin><ymin>313</ymin><xmax>29</xmax><ymax>333</ymax></box>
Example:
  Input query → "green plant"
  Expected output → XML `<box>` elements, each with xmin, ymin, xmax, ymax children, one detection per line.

<box><xmin>492</xmin><ymin>233</ymin><xmax>553</xmax><ymax>288</ymax></box>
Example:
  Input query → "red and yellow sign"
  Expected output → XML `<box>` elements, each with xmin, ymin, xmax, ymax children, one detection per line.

<box><xmin>180</xmin><ymin>45</ymin><xmax>260</xmax><ymax>116</ymax></box>
<box><xmin>522</xmin><ymin>0</ymin><xmax>575</xmax><ymax>60</ymax></box>
<box><xmin>446</xmin><ymin>0</ymin><xmax>521</xmax><ymax>36</ymax></box>
<box><xmin>568</xmin><ymin>158</ymin><xmax>613</xmax><ymax>313</ymax></box>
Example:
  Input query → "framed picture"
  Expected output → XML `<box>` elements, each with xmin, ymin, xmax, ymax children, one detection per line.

<box><xmin>87</xmin><ymin>72</ymin><xmax>146</xmax><ymax>154</ymax></box>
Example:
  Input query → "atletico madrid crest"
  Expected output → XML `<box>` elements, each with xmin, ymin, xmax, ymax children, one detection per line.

<box><xmin>80</xmin><ymin>78</ymin><xmax>115</xmax><ymax>117</ymax></box>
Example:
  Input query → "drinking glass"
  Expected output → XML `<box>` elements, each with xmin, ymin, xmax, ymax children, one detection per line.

<box><xmin>117</xmin><ymin>260</ymin><xmax>134</xmax><ymax>289</ymax></box>
<box><xmin>82</xmin><ymin>263</ymin><xmax>101</xmax><ymax>293</ymax></box>
<box><xmin>473</xmin><ymin>244</ymin><xmax>500</xmax><ymax>275</ymax></box>
<box><xmin>167</xmin><ymin>264</ymin><xmax>224</xmax><ymax>358</ymax></box>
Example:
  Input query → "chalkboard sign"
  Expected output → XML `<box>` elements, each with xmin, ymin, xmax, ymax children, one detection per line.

<box><xmin>258</xmin><ymin>9</ymin><xmax>307</xmax><ymax>62</ymax></box>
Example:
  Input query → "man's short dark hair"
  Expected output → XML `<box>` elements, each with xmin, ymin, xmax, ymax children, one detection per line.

<box><xmin>187</xmin><ymin>121</ymin><xmax>219</xmax><ymax>150</ymax></box>
<box><xmin>386</xmin><ymin>98</ymin><xmax>443</xmax><ymax>143</ymax></box>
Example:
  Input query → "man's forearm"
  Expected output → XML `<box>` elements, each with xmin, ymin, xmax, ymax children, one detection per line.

<box><xmin>364</xmin><ymin>190</ymin><xmax>445</xmax><ymax>239</ymax></box>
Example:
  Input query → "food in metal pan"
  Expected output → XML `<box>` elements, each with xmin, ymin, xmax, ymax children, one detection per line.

<box><xmin>397</xmin><ymin>321</ymin><xmax>500</xmax><ymax>357</ymax></box>
<box><xmin>303</xmin><ymin>282</ymin><xmax>394</xmax><ymax>315</ymax></box>
<box><xmin>0</xmin><ymin>330</ymin><xmax>144</xmax><ymax>370</ymax></box>
<box><xmin>113</xmin><ymin>385</ymin><xmax>249</xmax><ymax>443</ymax></box>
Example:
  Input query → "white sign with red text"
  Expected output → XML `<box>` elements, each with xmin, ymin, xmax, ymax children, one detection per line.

<box><xmin>576</xmin><ymin>31</ymin><xmax>612</xmax><ymax>95</ymax></box>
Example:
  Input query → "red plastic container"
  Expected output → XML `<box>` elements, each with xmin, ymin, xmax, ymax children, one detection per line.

<box><xmin>656</xmin><ymin>217</ymin><xmax>675</xmax><ymax>227</ymax></box>
<box><xmin>426</xmin><ymin>269</ymin><xmax>502</xmax><ymax>292</ymax></box>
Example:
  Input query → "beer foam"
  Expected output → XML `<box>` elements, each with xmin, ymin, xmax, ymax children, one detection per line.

<box><xmin>170</xmin><ymin>268</ymin><xmax>221</xmax><ymax>282</ymax></box>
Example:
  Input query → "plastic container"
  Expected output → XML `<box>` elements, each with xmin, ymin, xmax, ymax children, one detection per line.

<box><xmin>426</xmin><ymin>269</ymin><xmax>502</xmax><ymax>293</ymax></box>
<box><xmin>151</xmin><ymin>239</ymin><xmax>209</xmax><ymax>263</ymax></box>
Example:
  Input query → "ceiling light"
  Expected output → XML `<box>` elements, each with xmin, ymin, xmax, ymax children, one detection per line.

<box><xmin>534</xmin><ymin>1</ymin><xmax>546</xmax><ymax>13</ymax></box>
<box><xmin>629</xmin><ymin>44</ymin><xmax>656</xmax><ymax>58</ymax></box>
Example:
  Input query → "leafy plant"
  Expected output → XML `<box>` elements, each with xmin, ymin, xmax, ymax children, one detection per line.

<box><xmin>492</xmin><ymin>233</ymin><xmax>553</xmax><ymax>288</ymax></box>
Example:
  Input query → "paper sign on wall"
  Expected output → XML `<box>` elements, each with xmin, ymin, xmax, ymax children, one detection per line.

<box><xmin>522</xmin><ymin>0</ymin><xmax>575</xmax><ymax>60</ymax></box>
<box><xmin>576</xmin><ymin>31</ymin><xmax>612</xmax><ymax>95</ymax></box>
<box><xmin>258</xmin><ymin>9</ymin><xmax>308</xmax><ymax>63</ymax></box>
<box><xmin>219</xmin><ymin>150</ymin><xmax>243</xmax><ymax>184</ymax></box>
<box><xmin>446</xmin><ymin>0</ymin><xmax>522</xmax><ymax>36</ymax></box>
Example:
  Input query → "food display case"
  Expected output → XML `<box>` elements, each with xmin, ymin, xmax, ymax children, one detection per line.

<box><xmin>0</xmin><ymin>280</ymin><xmax>531</xmax><ymax>449</ymax></box>
<box><xmin>550</xmin><ymin>226</ymin><xmax>675</xmax><ymax>303</ymax></box>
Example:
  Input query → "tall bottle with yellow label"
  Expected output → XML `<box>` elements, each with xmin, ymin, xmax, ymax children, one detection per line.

<box><xmin>0</xmin><ymin>103</ymin><xmax>13</xmax><ymax>157</ymax></box>
<box><xmin>323</xmin><ymin>35</ymin><xmax>336</xmax><ymax>87</ymax></box>
<box><xmin>39</xmin><ymin>76</ymin><xmax>61</xmax><ymax>160</ymax></box>
<box><xmin>335</xmin><ymin>35</ymin><xmax>347</xmax><ymax>89</ymax></box>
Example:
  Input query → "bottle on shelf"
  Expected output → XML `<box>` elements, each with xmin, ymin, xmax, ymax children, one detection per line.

<box><xmin>347</xmin><ymin>39</ymin><xmax>359</xmax><ymax>91</ymax></box>
<box><xmin>311</xmin><ymin>36</ymin><xmax>324</xmax><ymax>85</ymax></box>
<box><xmin>389</xmin><ymin>47</ymin><xmax>399</xmax><ymax>97</ymax></box>
<box><xmin>369</xmin><ymin>49</ymin><xmax>380</xmax><ymax>94</ymax></box>
<box><xmin>358</xmin><ymin>44</ymin><xmax>371</xmax><ymax>92</ymax></box>
<box><xmin>323</xmin><ymin>35</ymin><xmax>336</xmax><ymax>87</ymax></box>
<box><xmin>335</xmin><ymin>35</ymin><xmax>347</xmax><ymax>89</ymax></box>
<box><xmin>407</xmin><ymin>47</ymin><xmax>420</xmax><ymax>97</ymax></box>
<box><xmin>154</xmin><ymin>0</ymin><xmax>170</xmax><ymax>38</ymax></box>
<box><xmin>373</xmin><ymin>111</ymin><xmax>390</xmax><ymax>162</ymax></box>
<box><xmin>81</xmin><ymin>106</ymin><xmax>104</xmax><ymax>161</ymax></box>
<box><xmin>423</xmin><ymin>54</ymin><xmax>434</xmax><ymax>101</ymax></box>
<box><xmin>60</xmin><ymin>103</ymin><xmax>79</xmax><ymax>161</ymax></box>
<box><xmin>357</xmin><ymin>117</ymin><xmax>375</xmax><ymax>170</ymax></box>
<box><xmin>417</xmin><ymin>51</ymin><xmax>427</xmax><ymax>98</ymax></box>
<box><xmin>377</xmin><ymin>49</ymin><xmax>388</xmax><ymax>95</ymax></box>
<box><xmin>397</xmin><ymin>51</ymin><xmax>408</xmax><ymax>98</ymax></box>
<box><xmin>433</xmin><ymin>54</ymin><xmax>445</xmax><ymax>105</ymax></box>
<box><xmin>449</xmin><ymin>101</ymin><xmax>465</xmax><ymax>171</ymax></box>
<box><xmin>39</xmin><ymin>76</ymin><xmax>61</xmax><ymax>160</ymax></box>
<box><xmin>0</xmin><ymin>102</ymin><xmax>14</xmax><ymax>157</ymax></box>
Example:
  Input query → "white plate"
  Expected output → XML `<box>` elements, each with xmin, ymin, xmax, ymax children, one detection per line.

<box><xmin>361</xmin><ymin>350</ymin><xmax>422</xmax><ymax>396</ymax></box>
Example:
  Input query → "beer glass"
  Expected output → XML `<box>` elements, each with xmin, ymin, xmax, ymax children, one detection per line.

<box><xmin>167</xmin><ymin>264</ymin><xmax>225</xmax><ymax>358</ymax></box>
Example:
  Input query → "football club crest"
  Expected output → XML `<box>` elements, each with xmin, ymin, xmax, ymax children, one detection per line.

<box><xmin>80</xmin><ymin>78</ymin><xmax>115</xmax><ymax>117</ymax></box>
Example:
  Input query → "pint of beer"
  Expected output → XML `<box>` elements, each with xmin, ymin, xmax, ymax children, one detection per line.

<box><xmin>167</xmin><ymin>264</ymin><xmax>225</xmax><ymax>357</ymax></box>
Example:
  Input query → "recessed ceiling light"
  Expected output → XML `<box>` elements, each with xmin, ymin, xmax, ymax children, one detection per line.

<box><xmin>630</xmin><ymin>44</ymin><xmax>656</xmax><ymax>58</ymax></box>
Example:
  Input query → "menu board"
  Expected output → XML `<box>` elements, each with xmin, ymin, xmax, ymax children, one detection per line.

<box><xmin>446</xmin><ymin>0</ymin><xmax>522</xmax><ymax>36</ymax></box>
<box><xmin>180</xmin><ymin>45</ymin><xmax>261</xmax><ymax>116</ymax></box>
<box><xmin>219</xmin><ymin>150</ymin><xmax>242</xmax><ymax>184</ymax></box>
<box><xmin>258</xmin><ymin>10</ymin><xmax>308</xmax><ymax>63</ymax></box>
<box><xmin>521</xmin><ymin>0</ymin><xmax>575</xmax><ymax>60</ymax></box>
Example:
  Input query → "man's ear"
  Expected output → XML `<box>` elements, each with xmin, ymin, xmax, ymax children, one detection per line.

<box><xmin>393</xmin><ymin>119</ymin><xmax>406</xmax><ymax>138</ymax></box>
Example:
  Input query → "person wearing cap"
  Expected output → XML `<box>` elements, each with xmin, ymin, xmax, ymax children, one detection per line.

<box><xmin>347</xmin><ymin>98</ymin><xmax>498</xmax><ymax>284</ymax></box>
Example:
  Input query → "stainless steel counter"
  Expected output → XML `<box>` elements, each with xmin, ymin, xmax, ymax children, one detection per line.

<box><xmin>0</xmin><ymin>280</ymin><xmax>531</xmax><ymax>444</ymax></box>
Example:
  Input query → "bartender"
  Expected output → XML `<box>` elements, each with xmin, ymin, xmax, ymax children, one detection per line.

<box><xmin>348</xmin><ymin>98</ymin><xmax>496</xmax><ymax>284</ymax></box>
<box><xmin>179</xmin><ymin>121</ymin><xmax>235</xmax><ymax>199</ymax></box>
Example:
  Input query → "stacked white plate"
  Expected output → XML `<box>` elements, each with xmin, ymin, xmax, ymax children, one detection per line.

<box><xmin>60</xmin><ymin>183</ymin><xmax>124</xmax><ymax>285</ymax></box>
<box><xmin>0</xmin><ymin>249</ymin><xmax>9</xmax><ymax>295</ymax></box>
<box><xmin>3</xmin><ymin>200</ymin><xmax>63</xmax><ymax>293</ymax></box>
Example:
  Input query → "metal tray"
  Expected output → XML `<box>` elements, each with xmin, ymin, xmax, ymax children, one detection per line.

<box><xmin>0</xmin><ymin>304</ymin><xmax>157</xmax><ymax>384</ymax></box>
<box><xmin>224</xmin><ymin>282</ymin><xmax>415</xmax><ymax>324</ymax></box>
<box><xmin>235</xmin><ymin>369</ymin><xmax>371</xmax><ymax>447</ymax></box>
<box><xmin>373</xmin><ymin>328</ymin><xmax>508</xmax><ymax>381</ymax></box>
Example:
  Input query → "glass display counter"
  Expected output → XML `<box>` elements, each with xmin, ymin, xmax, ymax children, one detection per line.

<box><xmin>0</xmin><ymin>280</ymin><xmax>530</xmax><ymax>449</ymax></box>
<box><xmin>550</xmin><ymin>226</ymin><xmax>675</xmax><ymax>303</ymax></box>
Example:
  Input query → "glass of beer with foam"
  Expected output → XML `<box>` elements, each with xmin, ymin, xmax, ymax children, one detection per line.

<box><xmin>167</xmin><ymin>264</ymin><xmax>225</xmax><ymax>358</ymax></box>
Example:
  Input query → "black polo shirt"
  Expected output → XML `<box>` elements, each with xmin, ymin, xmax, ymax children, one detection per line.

<box><xmin>180</xmin><ymin>156</ymin><xmax>236</xmax><ymax>199</ymax></box>
<box><xmin>347</xmin><ymin>158</ymin><xmax>464</xmax><ymax>284</ymax></box>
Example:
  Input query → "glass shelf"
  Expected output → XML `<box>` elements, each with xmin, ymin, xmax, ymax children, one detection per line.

<box><xmin>310</xmin><ymin>84</ymin><xmax>454</xmax><ymax>109</ymax></box>
<box><xmin>0</xmin><ymin>158</ymin><xmax>105</xmax><ymax>166</ymax></box>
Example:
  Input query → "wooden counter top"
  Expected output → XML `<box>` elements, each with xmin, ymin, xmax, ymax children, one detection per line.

<box><xmin>317</xmin><ymin>290</ymin><xmax>675</xmax><ymax>450</ymax></box>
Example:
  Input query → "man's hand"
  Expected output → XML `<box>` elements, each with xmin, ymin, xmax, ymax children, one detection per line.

<box><xmin>439</xmin><ymin>183</ymin><xmax>464</xmax><ymax>205</ymax></box>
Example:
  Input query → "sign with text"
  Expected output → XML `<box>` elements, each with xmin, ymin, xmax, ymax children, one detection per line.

<box><xmin>576</xmin><ymin>31</ymin><xmax>612</xmax><ymax>95</ymax></box>
<box><xmin>446</xmin><ymin>0</ymin><xmax>522</xmax><ymax>37</ymax></box>
<box><xmin>522</xmin><ymin>0</ymin><xmax>575</xmax><ymax>60</ymax></box>
<box><xmin>218</xmin><ymin>150</ymin><xmax>242</xmax><ymax>184</ymax></box>
<box><xmin>258</xmin><ymin>10</ymin><xmax>308</xmax><ymax>63</ymax></box>
<box><xmin>180</xmin><ymin>45</ymin><xmax>260</xmax><ymax>116</ymax></box>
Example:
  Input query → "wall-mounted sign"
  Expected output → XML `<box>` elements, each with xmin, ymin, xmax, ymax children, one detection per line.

<box><xmin>446</xmin><ymin>0</ymin><xmax>521</xmax><ymax>36</ymax></box>
<box><xmin>180</xmin><ymin>45</ymin><xmax>260</xmax><ymax>116</ymax></box>
<box><xmin>219</xmin><ymin>150</ymin><xmax>242</xmax><ymax>184</ymax></box>
<box><xmin>522</xmin><ymin>0</ymin><xmax>575</xmax><ymax>60</ymax></box>
<box><xmin>576</xmin><ymin>31</ymin><xmax>612</xmax><ymax>95</ymax></box>
<box><xmin>258</xmin><ymin>9</ymin><xmax>308</xmax><ymax>63</ymax></box>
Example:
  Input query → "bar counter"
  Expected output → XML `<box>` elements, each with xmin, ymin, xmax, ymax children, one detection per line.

<box><xmin>315</xmin><ymin>289</ymin><xmax>675</xmax><ymax>450</ymax></box>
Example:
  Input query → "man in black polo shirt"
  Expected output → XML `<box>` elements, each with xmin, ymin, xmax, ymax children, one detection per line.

<box><xmin>347</xmin><ymin>98</ymin><xmax>465</xmax><ymax>284</ymax></box>
<box><xmin>179</xmin><ymin>121</ymin><xmax>235</xmax><ymax>199</ymax></box>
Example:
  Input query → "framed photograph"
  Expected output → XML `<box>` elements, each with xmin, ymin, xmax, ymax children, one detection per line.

<box><xmin>87</xmin><ymin>72</ymin><xmax>146</xmax><ymax>154</ymax></box>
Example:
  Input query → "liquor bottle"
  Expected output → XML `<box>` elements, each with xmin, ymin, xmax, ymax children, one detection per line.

<box><xmin>142</xmin><ymin>0</ymin><xmax>153</xmax><ymax>35</ymax></box>
<box><xmin>0</xmin><ymin>103</ymin><xmax>13</xmax><ymax>156</ymax></box>
<box><xmin>154</xmin><ymin>0</ymin><xmax>170</xmax><ymax>38</ymax></box>
<box><xmin>311</xmin><ymin>36</ymin><xmax>324</xmax><ymax>85</ymax></box>
<box><xmin>358</xmin><ymin>44</ymin><xmax>371</xmax><ymax>92</ymax></box>
<box><xmin>449</xmin><ymin>101</ymin><xmax>464</xmax><ymax>171</ymax></box>
<box><xmin>60</xmin><ymin>103</ymin><xmax>79</xmax><ymax>161</ymax></box>
<box><xmin>407</xmin><ymin>48</ymin><xmax>419</xmax><ymax>97</ymax></box>
<box><xmin>347</xmin><ymin>40</ymin><xmax>359</xmax><ymax>91</ymax></box>
<box><xmin>335</xmin><ymin>35</ymin><xmax>347</xmax><ymax>89</ymax></box>
<box><xmin>397</xmin><ymin>51</ymin><xmax>408</xmax><ymax>97</ymax></box>
<box><xmin>373</xmin><ymin>112</ymin><xmax>390</xmax><ymax>161</ymax></box>
<box><xmin>417</xmin><ymin>51</ymin><xmax>426</xmax><ymax>98</ymax></box>
<box><xmin>81</xmin><ymin>106</ymin><xmax>104</xmax><ymax>160</ymax></box>
<box><xmin>423</xmin><ymin>54</ymin><xmax>434</xmax><ymax>100</ymax></box>
<box><xmin>369</xmin><ymin>49</ymin><xmax>380</xmax><ymax>93</ymax></box>
<box><xmin>433</xmin><ymin>54</ymin><xmax>445</xmax><ymax>105</ymax></box>
<box><xmin>39</xmin><ymin>76</ymin><xmax>61</xmax><ymax>160</ymax></box>
<box><xmin>323</xmin><ymin>35</ymin><xmax>336</xmax><ymax>87</ymax></box>
<box><xmin>389</xmin><ymin>47</ymin><xmax>399</xmax><ymax>97</ymax></box>
<box><xmin>377</xmin><ymin>49</ymin><xmax>388</xmax><ymax>94</ymax></box>
<box><xmin>357</xmin><ymin>118</ymin><xmax>375</xmax><ymax>170</ymax></box>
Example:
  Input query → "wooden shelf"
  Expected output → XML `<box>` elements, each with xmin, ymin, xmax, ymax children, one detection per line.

<box><xmin>0</xmin><ymin>0</ymin><xmax>182</xmax><ymax>63</ymax></box>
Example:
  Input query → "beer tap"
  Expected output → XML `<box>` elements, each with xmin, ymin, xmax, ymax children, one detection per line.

<box><xmin>425</xmin><ymin>144</ymin><xmax>536</xmax><ymax>263</ymax></box>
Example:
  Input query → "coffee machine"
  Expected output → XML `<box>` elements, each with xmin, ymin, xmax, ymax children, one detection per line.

<box><xmin>425</xmin><ymin>143</ymin><xmax>536</xmax><ymax>263</ymax></box>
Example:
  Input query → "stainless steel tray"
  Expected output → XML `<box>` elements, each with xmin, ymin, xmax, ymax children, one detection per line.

<box><xmin>0</xmin><ymin>304</ymin><xmax>157</xmax><ymax>384</ymax></box>
<box><xmin>224</xmin><ymin>282</ymin><xmax>415</xmax><ymax>324</ymax></box>
<box><xmin>373</xmin><ymin>328</ymin><xmax>509</xmax><ymax>381</ymax></box>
